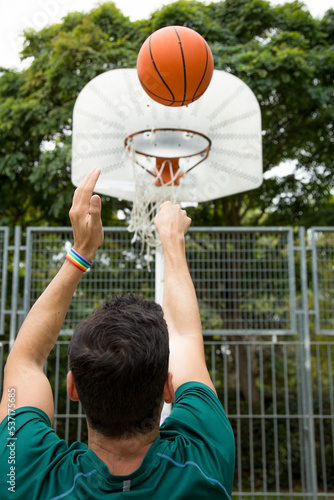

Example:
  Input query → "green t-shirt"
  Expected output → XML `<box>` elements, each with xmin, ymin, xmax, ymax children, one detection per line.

<box><xmin>0</xmin><ymin>382</ymin><xmax>235</xmax><ymax>499</ymax></box>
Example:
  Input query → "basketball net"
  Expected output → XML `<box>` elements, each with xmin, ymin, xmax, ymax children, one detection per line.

<box><xmin>125</xmin><ymin>135</ymin><xmax>182</xmax><ymax>265</ymax></box>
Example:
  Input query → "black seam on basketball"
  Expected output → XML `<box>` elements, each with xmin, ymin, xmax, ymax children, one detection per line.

<box><xmin>192</xmin><ymin>40</ymin><xmax>209</xmax><ymax>101</ymax></box>
<box><xmin>139</xmin><ymin>77</ymin><xmax>182</xmax><ymax>105</ymax></box>
<box><xmin>149</xmin><ymin>35</ymin><xmax>175</xmax><ymax>104</ymax></box>
<box><xmin>173</xmin><ymin>27</ymin><xmax>187</xmax><ymax>106</ymax></box>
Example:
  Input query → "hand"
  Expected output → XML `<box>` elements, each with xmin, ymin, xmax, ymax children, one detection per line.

<box><xmin>154</xmin><ymin>201</ymin><xmax>191</xmax><ymax>248</ymax></box>
<box><xmin>69</xmin><ymin>168</ymin><xmax>104</xmax><ymax>261</ymax></box>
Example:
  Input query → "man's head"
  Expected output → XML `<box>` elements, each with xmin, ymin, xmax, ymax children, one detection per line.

<box><xmin>67</xmin><ymin>293</ymin><xmax>170</xmax><ymax>438</ymax></box>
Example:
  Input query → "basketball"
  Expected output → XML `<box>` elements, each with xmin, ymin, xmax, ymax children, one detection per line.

<box><xmin>137</xmin><ymin>26</ymin><xmax>214</xmax><ymax>107</ymax></box>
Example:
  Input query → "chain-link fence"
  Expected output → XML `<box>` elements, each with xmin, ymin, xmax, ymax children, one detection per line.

<box><xmin>1</xmin><ymin>226</ymin><xmax>334</xmax><ymax>499</ymax></box>
<box><xmin>311</xmin><ymin>228</ymin><xmax>334</xmax><ymax>335</ymax></box>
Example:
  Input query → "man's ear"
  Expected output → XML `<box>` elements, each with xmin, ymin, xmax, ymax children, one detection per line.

<box><xmin>67</xmin><ymin>371</ymin><xmax>80</xmax><ymax>402</ymax></box>
<box><xmin>163</xmin><ymin>372</ymin><xmax>175</xmax><ymax>404</ymax></box>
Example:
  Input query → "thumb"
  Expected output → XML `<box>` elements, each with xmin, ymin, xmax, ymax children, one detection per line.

<box><xmin>90</xmin><ymin>195</ymin><xmax>101</xmax><ymax>217</ymax></box>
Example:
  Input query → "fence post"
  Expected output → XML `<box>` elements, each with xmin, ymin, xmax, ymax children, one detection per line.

<box><xmin>9</xmin><ymin>227</ymin><xmax>21</xmax><ymax>350</ymax></box>
<box><xmin>298</xmin><ymin>227</ymin><xmax>318</xmax><ymax>499</ymax></box>
<box><xmin>0</xmin><ymin>227</ymin><xmax>9</xmax><ymax>335</ymax></box>
<box><xmin>156</xmin><ymin>244</ymin><xmax>172</xmax><ymax>421</ymax></box>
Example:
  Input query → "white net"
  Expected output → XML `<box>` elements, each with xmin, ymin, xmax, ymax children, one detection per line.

<box><xmin>125</xmin><ymin>135</ymin><xmax>183</xmax><ymax>264</ymax></box>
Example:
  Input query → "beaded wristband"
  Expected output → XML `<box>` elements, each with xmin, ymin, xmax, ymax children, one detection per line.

<box><xmin>66</xmin><ymin>248</ymin><xmax>93</xmax><ymax>272</ymax></box>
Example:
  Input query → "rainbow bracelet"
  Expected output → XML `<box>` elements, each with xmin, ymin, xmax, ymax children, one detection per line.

<box><xmin>66</xmin><ymin>248</ymin><xmax>93</xmax><ymax>272</ymax></box>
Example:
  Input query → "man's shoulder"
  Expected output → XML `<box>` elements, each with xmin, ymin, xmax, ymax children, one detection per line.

<box><xmin>0</xmin><ymin>406</ymin><xmax>51</xmax><ymax>436</ymax></box>
<box><xmin>174</xmin><ymin>381</ymin><xmax>219</xmax><ymax>399</ymax></box>
<box><xmin>162</xmin><ymin>382</ymin><xmax>234</xmax><ymax>445</ymax></box>
<box><xmin>158</xmin><ymin>383</ymin><xmax>235</xmax><ymax>499</ymax></box>
<box><xmin>173</xmin><ymin>381</ymin><xmax>226</xmax><ymax>414</ymax></box>
<box><xmin>0</xmin><ymin>407</ymin><xmax>94</xmax><ymax>500</ymax></box>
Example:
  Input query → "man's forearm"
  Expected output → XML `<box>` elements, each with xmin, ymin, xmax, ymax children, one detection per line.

<box><xmin>8</xmin><ymin>260</ymin><xmax>84</xmax><ymax>369</ymax></box>
<box><xmin>7</xmin><ymin>168</ymin><xmax>103</xmax><ymax>370</ymax></box>
<box><xmin>162</xmin><ymin>235</ymin><xmax>202</xmax><ymax>340</ymax></box>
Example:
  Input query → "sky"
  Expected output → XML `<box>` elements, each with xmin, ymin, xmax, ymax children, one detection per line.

<box><xmin>0</xmin><ymin>0</ymin><xmax>333</xmax><ymax>70</ymax></box>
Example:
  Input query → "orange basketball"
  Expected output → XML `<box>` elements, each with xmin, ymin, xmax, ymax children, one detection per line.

<box><xmin>137</xmin><ymin>26</ymin><xmax>214</xmax><ymax>107</ymax></box>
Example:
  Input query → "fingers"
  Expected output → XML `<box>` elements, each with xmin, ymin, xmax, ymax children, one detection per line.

<box><xmin>158</xmin><ymin>201</ymin><xmax>190</xmax><ymax>222</ymax></box>
<box><xmin>72</xmin><ymin>168</ymin><xmax>101</xmax><ymax>208</ymax></box>
<box><xmin>159</xmin><ymin>201</ymin><xmax>173</xmax><ymax>211</ymax></box>
<box><xmin>69</xmin><ymin>170</ymin><xmax>104</xmax><ymax>261</ymax></box>
<box><xmin>154</xmin><ymin>201</ymin><xmax>191</xmax><ymax>237</ymax></box>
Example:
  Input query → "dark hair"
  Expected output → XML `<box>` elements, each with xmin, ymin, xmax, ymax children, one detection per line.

<box><xmin>68</xmin><ymin>294</ymin><xmax>169</xmax><ymax>438</ymax></box>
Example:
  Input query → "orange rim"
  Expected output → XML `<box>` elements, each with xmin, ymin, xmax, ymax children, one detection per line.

<box><xmin>124</xmin><ymin>128</ymin><xmax>211</xmax><ymax>185</ymax></box>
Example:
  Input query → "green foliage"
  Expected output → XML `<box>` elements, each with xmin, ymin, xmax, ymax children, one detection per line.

<box><xmin>0</xmin><ymin>0</ymin><xmax>333</xmax><ymax>227</ymax></box>
<box><xmin>147</xmin><ymin>0</ymin><xmax>219</xmax><ymax>38</ymax></box>
<box><xmin>0</xmin><ymin>3</ymin><xmax>138</xmax><ymax>227</ymax></box>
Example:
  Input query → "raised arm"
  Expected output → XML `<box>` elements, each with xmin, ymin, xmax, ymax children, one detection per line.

<box><xmin>0</xmin><ymin>168</ymin><xmax>104</xmax><ymax>425</ymax></box>
<box><xmin>154</xmin><ymin>202</ymin><xmax>216</xmax><ymax>395</ymax></box>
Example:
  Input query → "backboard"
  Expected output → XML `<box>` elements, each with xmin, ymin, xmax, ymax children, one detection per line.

<box><xmin>72</xmin><ymin>68</ymin><xmax>262</xmax><ymax>203</ymax></box>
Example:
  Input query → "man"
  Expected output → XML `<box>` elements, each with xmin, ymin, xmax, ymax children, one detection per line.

<box><xmin>0</xmin><ymin>168</ymin><xmax>235</xmax><ymax>499</ymax></box>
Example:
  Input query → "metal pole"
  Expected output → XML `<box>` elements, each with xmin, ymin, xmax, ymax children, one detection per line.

<box><xmin>0</xmin><ymin>227</ymin><xmax>9</xmax><ymax>335</ymax></box>
<box><xmin>298</xmin><ymin>227</ymin><xmax>318</xmax><ymax>499</ymax></box>
<box><xmin>9</xmin><ymin>227</ymin><xmax>21</xmax><ymax>351</ymax></box>
<box><xmin>155</xmin><ymin>243</ymin><xmax>172</xmax><ymax>422</ymax></box>
<box><xmin>155</xmin><ymin>244</ymin><xmax>165</xmax><ymax>307</ymax></box>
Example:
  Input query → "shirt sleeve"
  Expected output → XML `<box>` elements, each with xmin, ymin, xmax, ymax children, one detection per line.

<box><xmin>164</xmin><ymin>382</ymin><xmax>234</xmax><ymax>445</ymax></box>
<box><xmin>0</xmin><ymin>407</ymin><xmax>68</xmax><ymax>497</ymax></box>
<box><xmin>160</xmin><ymin>382</ymin><xmax>235</xmax><ymax>493</ymax></box>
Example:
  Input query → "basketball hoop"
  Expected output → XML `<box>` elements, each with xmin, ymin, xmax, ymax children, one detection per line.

<box><xmin>124</xmin><ymin>128</ymin><xmax>211</xmax><ymax>259</ymax></box>
<box><xmin>124</xmin><ymin>129</ymin><xmax>211</xmax><ymax>185</ymax></box>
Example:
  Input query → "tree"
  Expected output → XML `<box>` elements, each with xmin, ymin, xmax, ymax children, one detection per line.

<box><xmin>188</xmin><ymin>0</ymin><xmax>334</xmax><ymax>227</ymax></box>
<box><xmin>0</xmin><ymin>3</ymin><xmax>138</xmax><ymax>226</ymax></box>
<box><xmin>0</xmin><ymin>0</ymin><xmax>333</xmax><ymax>228</ymax></box>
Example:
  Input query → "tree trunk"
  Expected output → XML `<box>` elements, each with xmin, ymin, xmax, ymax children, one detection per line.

<box><xmin>228</xmin><ymin>336</ymin><xmax>260</xmax><ymax>407</ymax></box>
